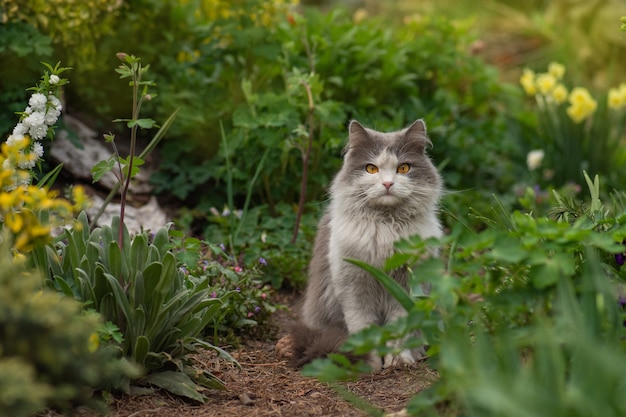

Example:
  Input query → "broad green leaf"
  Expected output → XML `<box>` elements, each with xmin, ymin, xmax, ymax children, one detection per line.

<box><xmin>130</xmin><ymin>233</ymin><xmax>148</xmax><ymax>271</ymax></box>
<box><xmin>488</xmin><ymin>235</ymin><xmax>527</xmax><ymax>263</ymax></box>
<box><xmin>133</xmin><ymin>335</ymin><xmax>150</xmax><ymax>366</ymax></box>
<box><xmin>384</xmin><ymin>252</ymin><xmax>413</xmax><ymax>270</ymax></box>
<box><xmin>143</xmin><ymin>371</ymin><xmax>204</xmax><ymax>403</ymax></box>
<box><xmin>107</xmin><ymin>241</ymin><xmax>123</xmax><ymax>279</ymax></box>
<box><xmin>345</xmin><ymin>258</ymin><xmax>414</xmax><ymax>311</ymax></box>
<box><xmin>302</xmin><ymin>355</ymin><xmax>368</xmax><ymax>382</ymax></box>
<box><xmin>53</xmin><ymin>276</ymin><xmax>75</xmax><ymax>297</ymax></box>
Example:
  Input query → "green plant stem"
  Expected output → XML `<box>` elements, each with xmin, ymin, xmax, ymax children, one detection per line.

<box><xmin>291</xmin><ymin>80</ymin><xmax>314</xmax><ymax>244</ymax></box>
<box><xmin>90</xmin><ymin>109</ymin><xmax>178</xmax><ymax>229</ymax></box>
<box><xmin>118</xmin><ymin>64</ymin><xmax>141</xmax><ymax>250</ymax></box>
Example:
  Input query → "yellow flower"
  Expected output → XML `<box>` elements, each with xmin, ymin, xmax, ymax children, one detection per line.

<box><xmin>551</xmin><ymin>84</ymin><xmax>568</xmax><ymax>104</ymax></box>
<box><xmin>566</xmin><ymin>87</ymin><xmax>597</xmax><ymax>123</ymax></box>
<box><xmin>353</xmin><ymin>8</ymin><xmax>368</xmax><ymax>23</ymax></box>
<box><xmin>608</xmin><ymin>83</ymin><xmax>626</xmax><ymax>110</ymax></box>
<box><xmin>548</xmin><ymin>62</ymin><xmax>566</xmax><ymax>80</ymax></box>
<box><xmin>536</xmin><ymin>73</ymin><xmax>557</xmax><ymax>95</ymax></box>
<box><xmin>520</xmin><ymin>68</ymin><xmax>536</xmax><ymax>96</ymax></box>
<box><xmin>88</xmin><ymin>333</ymin><xmax>100</xmax><ymax>353</ymax></box>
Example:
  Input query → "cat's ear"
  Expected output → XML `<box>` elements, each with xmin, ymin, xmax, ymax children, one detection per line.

<box><xmin>344</xmin><ymin>120</ymin><xmax>370</xmax><ymax>155</ymax></box>
<box><xmin>349</xmin><ymin>120</ymin><xmax>368</xmax><ymax>141</ymax></box>
<box><xmin>405</xmin><ymin>119</ymin><xmax>433</xmax><ymax>154</ymax></box>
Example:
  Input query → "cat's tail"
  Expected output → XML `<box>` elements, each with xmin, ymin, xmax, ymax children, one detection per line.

<box><xmin>279</xmin><ymin>322</ymin><xmax>362</xmax><ymax>368</ymax></box>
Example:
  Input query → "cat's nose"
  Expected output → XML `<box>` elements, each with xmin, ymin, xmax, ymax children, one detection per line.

<box><xmin>383</xmin><ymin>182</ymin><xmax>394</xmax><ymax>191</ymax></box>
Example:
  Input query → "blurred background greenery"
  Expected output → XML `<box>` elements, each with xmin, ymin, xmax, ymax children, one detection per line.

<box><xmin>2</xmin><ymin>0</ymin><xmax>626</xmax><ymax>287</ymax></box>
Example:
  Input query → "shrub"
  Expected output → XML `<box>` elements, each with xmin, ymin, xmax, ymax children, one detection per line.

<box><xmin>0</xmin><ymin>239</ymin><xmax>137</xmax><ymax>416</ymax></box>
<box><xmin>39</xmin><ymin>213</ymin><xmax>238</xmax><ymax>402</ymax></box>
<box><xmin>153</xmin><ymin>9</ymin><xmax>522</xmax><ymax>211</ymax></box>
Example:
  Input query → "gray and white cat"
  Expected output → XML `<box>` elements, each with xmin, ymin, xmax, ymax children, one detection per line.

<box><xmin>285</xmin><ymin>119</ymin><xmax>443</xmax><ymax>370</ymax></box>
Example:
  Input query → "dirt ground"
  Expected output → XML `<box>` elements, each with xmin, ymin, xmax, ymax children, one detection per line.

<box><xmin>95</xmin><ymin>342</ymin><xmax>436</xmax><ymax>417</ymax></box>
<box><xmin>43</xmin><ymin>302</ymin><xmax>438</xmax><ymax>417</ymax></box>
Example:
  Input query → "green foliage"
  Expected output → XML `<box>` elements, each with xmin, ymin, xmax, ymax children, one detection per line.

<box><xmin>0</xmin><ymin>238</ymin><xmax>137</xmax><ymax>416</ymax></box>
<box><xmin>153</xmin><ymin>7</ymin><xmax>520</xmax><ymax>288</ymax></box>
<box><xmin>37</xmin><ymin>212</ymin><xmax>239</xmax><ymax>402</ymax></box>
<box><xmin>202</xmin><ymin>202</ymin><xmax>318</xmax><ymax>288</ymax></box>
<box><xmin>167</xmin><ymin>230</ymin><xmax>278</xmax><ymax>342</ymax></box>
<box><xmin>0</xmin><ymin>21</ymin><xmax>53</xmax><ymax>136</ymax></box>
<box><xmin>303</xmin><ymin>175</ymin><xmax>626</xmax><ymax>416</ymax></box>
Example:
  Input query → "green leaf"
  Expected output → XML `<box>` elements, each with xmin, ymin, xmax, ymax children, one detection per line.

<box><xmin>127</xmin><ymin>118</ymin><xmax>156</xmax><ymax>129</ymax></box>
<box><xmin>143</xmin><ymin>371</ymin><xmax>205</xmax><ymax>403</ymax></box>
<box><xmin>345</xmin><ymin>258</ymin><xmax>414</xmax><ymax>311</ymax></box>
<box><xmin>301</xmin><ymin>355</ymin><xmax>368</xmax><ymax>382</ymax></box>
<box><xmin>133</xmin><ymin>335</ymin><xmax>150</xmax><ymax>366</ymax></box>
<box><xmin>488</xmin><ymin>235</ymin><xmax>527</xmax><ymax>263</ymax></box>
<box><xmin>92</xmin><ymin>158</ymin><xmax>116</xmax><ymax>183</ymax></box>
<box><xmin>384</xmin><ymin>252</ymin><xmax>413</xmax><ymax>270</ymax></box>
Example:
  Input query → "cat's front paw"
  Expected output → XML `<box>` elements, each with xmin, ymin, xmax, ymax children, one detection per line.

<box><xmin>382</xmin><ymin>349</ymin><xmax>416</xmax><ymax>369</ymax></box>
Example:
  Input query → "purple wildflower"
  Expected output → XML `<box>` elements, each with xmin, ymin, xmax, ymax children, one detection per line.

<box><xmin>236</xmin><ymin>287</ymin><xmax>240</xmax><ymax>292</ymax></box>
<box><xmin>210</xmin><ymin>292</ymin><xmax>217</xmax><ymax>298</ymax></box>
<box><xmin>254</xmin><ymin>306</ymin><xmax>261</xmax><ymax>313</ymax></box>
<box><xmin>219</xmin><ymin>243</ymin><xmax>226</xmax><ymax>251</ymax></box>
<box><xmin>259</xmin><ymin>257</ymin><xmax>267</xmax><ymax>266</ymax></box>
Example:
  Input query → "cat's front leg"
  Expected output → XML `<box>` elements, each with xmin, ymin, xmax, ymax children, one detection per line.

<box><xmin>381</xmin><ymin>309</ymin><xmax>422</xmax><ymax>368</ymax></box>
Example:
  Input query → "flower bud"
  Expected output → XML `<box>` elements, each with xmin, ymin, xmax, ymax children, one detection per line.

<box><xmin>116</xmin><ymin>52</ymin><xmax>128</xmax><ymax>61</ymax></box>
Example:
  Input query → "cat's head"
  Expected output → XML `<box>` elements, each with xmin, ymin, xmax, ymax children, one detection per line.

<box><xmin>332</xmin><ymin>119</ymin><xmax>442</xmax><ymax>213</ymax></box>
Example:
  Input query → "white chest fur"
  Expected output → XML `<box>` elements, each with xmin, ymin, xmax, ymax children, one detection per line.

<box><xmin>327</xmin><ymin>204</ymin><xmax>441</xmax><ymax>271</ymax></box>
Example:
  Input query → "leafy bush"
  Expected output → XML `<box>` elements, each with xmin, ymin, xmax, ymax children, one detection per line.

<box><xmin>0</xmin><ymin>239</ymin><xmax>137</xmax><ymax>416</ymax></box>
<box><xmin>167</xmin><ymin>230</ymin><xmax>278</xmax><ymax>341</ymax></box>
<box><xmin>153</xmin><ymin>8</ymin><xmax>523</xmax><ymax>211</ymax></box>
<box><xmin>37</xmin><ymin>213</ymin><xmax>238</xmax><ymax>401</ymax></box>
<box><xmin>303</xmin><ymin>174</ymin><xmax>626</xmax><ymax>415</ymax></box>
<box><xmin>202</xmin><ymin>202</ymin><xmax>318</xmax><ymax>288</ymax></box>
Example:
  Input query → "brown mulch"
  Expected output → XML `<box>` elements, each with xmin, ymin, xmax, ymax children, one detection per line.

<box><xmin>89</xmin><ymin>342</ymin><xmax>436</xmax><ymax>417</ymax></box>
<box><xmin>43</xmin><ymin>298</ymin><xmax>438</xmax><ymax>417</ymax></box>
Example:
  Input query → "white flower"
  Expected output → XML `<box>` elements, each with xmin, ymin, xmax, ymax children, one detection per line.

<box><xmin>28</xmin><ymin>93</ymin><xmax>47</xmax><ymax>111</ymax></box>
<box><xmin>49</xmin><ymin>74</ymin><xmax>60</xmax><ymax>85</ymax></box>
<box><xmin>526</xmin><ymin>149</ymin><xmax>545</xmax><ymax>171</ymax></box>
<box><xmin>45</xmin><ymin>108</ymin><xmax>61</xmax><ymax>125</ymax></box>
<box><xmin>2</xmin><ymin>159</ymin><xmax>13</xmax><ymax>170</ymax></box>
<box><xmin>18</xmin><ymin>158</ymin><xmax>37</xmax><ymax>169</ymax></box>
<box><xmin>24</xmin><ymin>111</ymin><xmax>48</xmax><ymax>140</ymax></box>
<box><xmin>29</xmin><ymin>124</ymin><xmax>48</xmax><ymax>140</ymax></box>
<box><xmin>24</xmin><ymin>111</ymin><xmax>45</xmax><ymax>127</ymax></box>
<box><xmin>32</xmin><ymin>142</ymin><xmax>44</xmax><ymax>158</ymax></box>
<box><xmin>48</xmin><ymin>95</ymin><xmax>62</xmax><ymax>111</ymax></box>
<box><xmin>12</xmin><ymin>123</ymin><xmax>28</xmax><ymax>137</ymax></box>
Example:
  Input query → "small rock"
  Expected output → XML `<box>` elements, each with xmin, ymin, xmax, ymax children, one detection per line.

<box><xmin>238</xmin><ymin>392</ymin><xmax>255</xmax><ymax>406</ymax></box>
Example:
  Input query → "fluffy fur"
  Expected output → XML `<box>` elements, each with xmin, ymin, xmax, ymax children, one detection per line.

<box><xmin>288</xmin><ymin>119</ymin><xmax>443</xmax><ymax>370</ymax></box>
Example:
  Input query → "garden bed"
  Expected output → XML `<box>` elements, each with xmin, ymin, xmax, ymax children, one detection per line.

<box><xmin>42</xmin><ymin>302</ymin><xmax>436</xmax><ymax>417</ymax></box>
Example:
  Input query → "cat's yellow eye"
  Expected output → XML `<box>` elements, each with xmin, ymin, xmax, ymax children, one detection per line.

<box><xmin>366</xmin><ymin>164</ymin><xmax>379</xmax><ymax>174</ymax></box>
<box><xmin>397</xmin><ymin>163</ymin><xmax>411</xmax><ymax>174</ymax></box>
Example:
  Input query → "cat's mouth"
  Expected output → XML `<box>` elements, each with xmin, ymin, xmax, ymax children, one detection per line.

<box><xmin>374</xmin><ymin>192</ymin><xmax>401</xmax><ymax>206</ymax></box>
